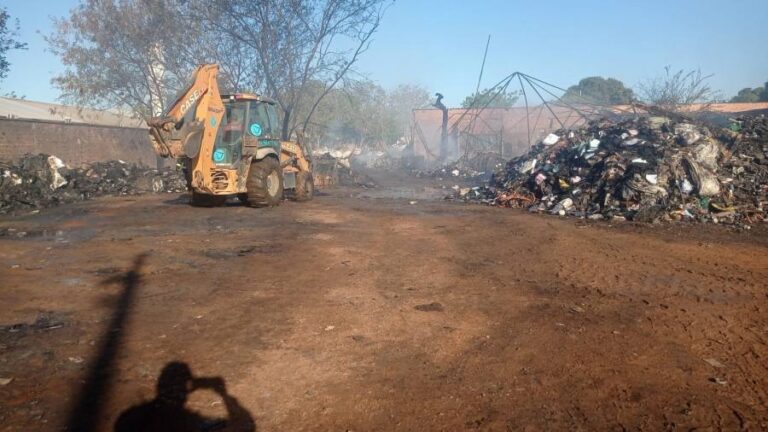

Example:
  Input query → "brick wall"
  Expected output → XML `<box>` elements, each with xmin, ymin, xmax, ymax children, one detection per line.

<box><xmin>0</xmin><ymin>118</ymin><xmax>158</xmax><ymax>167</ymax></box>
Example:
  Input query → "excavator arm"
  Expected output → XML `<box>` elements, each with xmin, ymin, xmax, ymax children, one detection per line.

<box><xmin>147</xmin><ymin>64</ymin><xmax>224</xmax><ymax>159</ymax></box>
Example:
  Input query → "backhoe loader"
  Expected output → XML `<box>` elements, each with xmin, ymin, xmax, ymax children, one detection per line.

<box><xmin>147</xmin><ymin>64</ymin><xmax>314</xmax><ymax>207</ymax></box>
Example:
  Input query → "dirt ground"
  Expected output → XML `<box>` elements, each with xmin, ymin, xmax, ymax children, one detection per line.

<box><xmin>1</xmin><ymin>172</ymin><xmax>767</xmax><ymax>431</ymax></box>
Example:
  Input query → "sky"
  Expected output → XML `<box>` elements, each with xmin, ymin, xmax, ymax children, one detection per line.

<box><xmin>2</xmin><ymin>0</ymin><xmax>768</xmax><ymax>107</ymax></box>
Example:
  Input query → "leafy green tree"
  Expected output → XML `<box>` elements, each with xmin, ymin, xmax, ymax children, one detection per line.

<box><xmin>563</xmin><ymin>76</ymin><xmax>634</xmax><ymax>105</ymax></box>
<box><xmin>461</xmin><ymin>88</ymin><xmax>519</xmax><ymax>108</ymax></box>
<box><xmin>730</xmin><ymin>82</ymin><xmax>768</xmax><ymax>102</ymax></box>
<box><xmin>0</xmin><ymin>7</ymin><xmax>27</xmax><ymax>83</ymax></box>
<box><xmin>730</xmin><ymin>87</ymin><xmax>763</xmax><ymax>103</ymax></box>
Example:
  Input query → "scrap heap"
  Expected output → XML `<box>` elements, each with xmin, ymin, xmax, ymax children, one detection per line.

<box><xmin>415</xmin><ymin>152</ymin><xmax>507</xmax><ymax>182</ymax></box>
<box><xmin>0</xmin><ymin>154</ymin><xmax>187</xmax><ymax>214</ymax></box>
<box><xmin>489</xmin><ymin>115</ymin><xmax>768</xmax><ymax>225</ymax></box>
<box><xmin>313</xmin><ymin>153</ymin><xmax>375</xmax><ymax>188</ymax></box>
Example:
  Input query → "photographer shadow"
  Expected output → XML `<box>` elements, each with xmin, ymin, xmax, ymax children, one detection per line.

<box><xmin>115</xmin><ymin>361</ymin><xmax>255</xmax><ymax>432</ymax></box>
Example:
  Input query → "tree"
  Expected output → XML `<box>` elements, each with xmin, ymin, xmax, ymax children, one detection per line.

<box><xmin>47</xmin><ymin>0</ymin><xmax>210</xmax><ymax>117</ymax></box>
<box><xmin>302</xmin><ymin>81</ymin><xmax>430</xmax><ymax>149</ymax></box>
<box><xmin>730</xmin><ymin>81</ymin><xmax>768</xmax><ymax>102</ymax></box>
<box><xmin>48</xmin><ymin>0</ymin><xmax>388</xmax><ymax>139</ymax></box>
<box><xmin>563</xmin><ymin>76</ymin><xmax>634</xmax><ymax>105</ymax></box>
<box><xmin>386</xmin><ymin>84</ymin><xmax>431</xmax><ymax>138</ymax></box>
<box><xmin>0</xmin><ymin>7</ymin><xmax>28</xmax><ymax>83</ymax></box>
<box><xmin>730</xmin><ymin>87</ymin><xmax>763</xmax><ymax>103</ymax></box>
<box><xmin>203</xmin><ymin>0</ymin><xmax>388</xmax><ymax>139</ymax></box>
<box><xmin>461</xmin><ymin>88</ymin><xmax>519</xmax><ymax>108</ymax></box>
<box><xmin>331</xmin><ymin>80</ymin><xmax>390</xmax><ymax>148</ymax></box>
<box><xmin>637</xmin><ymin>67</ymin><xmax>720</xmax><ymax>112</ymax></box>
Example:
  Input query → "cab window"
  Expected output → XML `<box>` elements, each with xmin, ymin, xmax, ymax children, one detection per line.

<box><xmin>212</xmin><ymin>102</ymin><xmax>248</xmax><ymax>165</ymax></box>
<box><xmin>249</xmin><ymin>102</ymin><xmax>276</xmax><ymax>138</ymax></box>
<box><xmin>267</xmin><ymin>105</ymin><xmax>279</xmax><ymax>137</ymax></box>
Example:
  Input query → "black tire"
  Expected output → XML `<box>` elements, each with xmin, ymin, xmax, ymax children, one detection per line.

<box><xmin>246</xmin><ymin>157</ymin><xmax>283</xmax><ymax>207</ymax></box>
<box><xmin>237</xmin><ymin>193</ymin><xmax>249</xmax><ymax>204</ymax></box>
<box><xmin>190</xmin><ymin>191</ymin><xmax>226</xmax><ymax>207</ymax></box>
<box><xmin>293</xmin><ymin>171</ymin><xmax>314</xmax><ymax>201</ymax></box>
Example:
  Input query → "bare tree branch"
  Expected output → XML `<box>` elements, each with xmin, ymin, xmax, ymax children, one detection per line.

<box><xmin>637</xmin><ymin>66</ymin><xmax>721</xmax><ymax>113</ymax></box>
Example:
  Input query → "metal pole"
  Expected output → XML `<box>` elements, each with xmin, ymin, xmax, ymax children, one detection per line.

<box><xmin>474</xmin><ymin>35</ymin><xmax>491</xmax><ymax>97</ymax></box>
<box><xmin>517</xmin><ymin>73</ymin><xmax>531</xmax><ymax>147</ymax></box>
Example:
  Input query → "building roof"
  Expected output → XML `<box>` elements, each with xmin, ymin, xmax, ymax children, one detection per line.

<box><xmin>611</xmin><ymin>102</ymin><xmax>768</xmax><ymax>114</ymax></box>
<box><xmin>0</xmin><ymin>97</ymin><xmax>144</xmax><ymax>128</ymax></box>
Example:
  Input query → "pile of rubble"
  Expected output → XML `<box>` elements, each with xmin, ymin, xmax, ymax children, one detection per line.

<box><xmin>0</xmin><ymin>154</ymin><xmax>187</xmax><ymax>214</ymax></box>
<box><xmin>313</xmin><ymin>153</ymin><xmax>376</xmax><ymax>188</ymax></box>
<box><xmin>480</xmin><ymin>115</ymin><xmax>768</xmax><ymax>225</ymax></box>
<box><xmin>415</xmin><ymin>152</ymin><xmax>507</xmax><ymax>182</ymax></box>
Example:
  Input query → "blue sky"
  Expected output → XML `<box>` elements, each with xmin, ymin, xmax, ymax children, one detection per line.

<box><xmin>2</xmin><ymin>0</ymin><xmax>768</xmax><ymax>107</ymax></box>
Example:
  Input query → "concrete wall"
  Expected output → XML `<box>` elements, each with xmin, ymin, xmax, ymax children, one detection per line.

<box><xmin>0</xmin><ymin>118</ymin><xmax>157</xmax><ymax>167</ymax></box>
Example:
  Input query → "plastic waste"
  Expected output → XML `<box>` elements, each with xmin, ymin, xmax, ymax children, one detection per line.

<box><xmin>550</xmin><ymin>197</ymin><xmax>573</xmax><ymax>215</ymax></box>
<box><xmin>623</xmin><ymin>138</ymin><xmax>641</xmax><ymax>146</ymax></box>
<box><xmin>47</xmin><ymin>156</ymin><xmax>68</xmax><ymax>190</ymax></box>
<box><xmin>680</xmin><ymin>179</ymin><xmax>694</xmax><ymax>194</ymax></box>
<box><xmin>518</xmin><ymin>159</ymin><xmax>537</xmax><ymax>173</ymax></box>
<box><xmin>684</xmin><ymin>157</ymin><xmax>720</xmax><ymax>196</ymax></box>
<box><xmin>692</xmin><ymin>139</ymin><xmax>720</xmax><ymax>171</ymax></box>
<box><xmin>542</xmin><ymin>133</ymin><xmax>559</xmax><ymax>146</ymax></box>
<box><xmin>675</xmin><ymin>123</ymin><xmax>703</xmax><ymax>145</ymax></box>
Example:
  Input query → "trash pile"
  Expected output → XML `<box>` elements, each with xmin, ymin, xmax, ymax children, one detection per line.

<box><xmin>483</xmin><ymin>115</ymin><xmax>768</xmax><ymax>225</ymax></box>
<box><xmin>415</xmin><ymin>151</ymin><xmax>506</xmax><ymax>182</ymax></box>
<box><xmin>312</xmin><ymin>145</ymin><xmax>407</xmax><ymax>172</ymax></box>
<box><xmin>414</xmin><ymin>163</ymin><xmax>481</xmax><ymax>180</ymax></box>
<box><xmin>313</xmin><ymin>153</ymin><xmax>375</xmax><ymax>188</ymax></box>
<box><xmin>1</xmin><ymin>154</ymin><xmax>187</xmax><ymax>214</ymax></box>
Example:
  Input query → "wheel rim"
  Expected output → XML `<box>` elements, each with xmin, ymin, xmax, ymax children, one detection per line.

<box><xmin>266</xmin><ymin>171</ymin><xmax>280</xmax><ymax>197</ymax></box>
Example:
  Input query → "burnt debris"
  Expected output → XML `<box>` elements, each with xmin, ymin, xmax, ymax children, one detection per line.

<box><xmin>458</xmin><ymin>115</ymin><xmax>768</xmax><ymax>226</ymax></box>
<box><xmin>1</xmin><ymin>154</ymin><xmax>187</xmax><ymax>214</ymax></box>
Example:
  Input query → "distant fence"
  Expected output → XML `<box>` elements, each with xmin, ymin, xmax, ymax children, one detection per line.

<box><xmin>0</xmin><ymin>118</ymin><xmax>158</xmax><ymax>167</ymax></box>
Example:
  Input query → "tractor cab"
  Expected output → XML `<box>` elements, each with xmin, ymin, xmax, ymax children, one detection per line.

<box><xmin>212</xmin><ymin>93</ymin><xmax>281</xmax><ymax>166</ymax></box>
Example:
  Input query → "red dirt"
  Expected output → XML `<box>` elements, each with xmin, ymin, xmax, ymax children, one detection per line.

<box><xmin>1</xmin><ymin>178</ymin><xmax>767</xmax><ymax>431</ymax></box>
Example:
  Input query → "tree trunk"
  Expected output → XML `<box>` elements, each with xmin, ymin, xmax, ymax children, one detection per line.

<box><xmin>148</xmin><ymin>44</ymin><xmax>165</xmax><ymax>170</ymax></box>
<box><xmin>281</xmin><ymin>108</ymin><xmax>292</xmax><ymax>141</ymax></box>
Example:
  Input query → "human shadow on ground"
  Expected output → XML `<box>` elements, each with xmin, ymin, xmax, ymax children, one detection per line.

<box><xmin>114</xmin><ymin>361</ymin><xmax>256</xmax><ymax>432</ymax></box>
<box><xmin>65</xmin><ymin>253</ymin><xmax>148</xmax><ymax>432</ymax></box>
<box><xmin>63</xmin><ymin>253</ymin><xmax>255</xmax><ymax>431</ymax></box>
